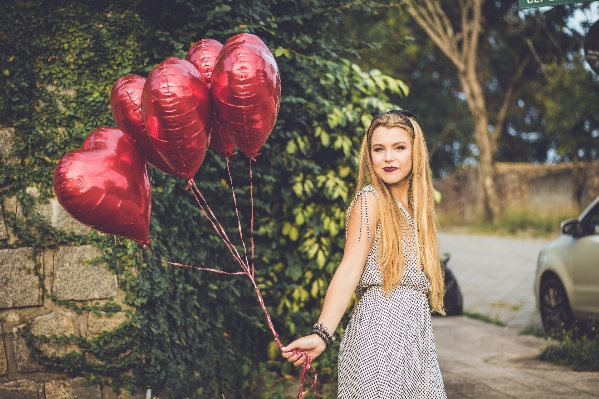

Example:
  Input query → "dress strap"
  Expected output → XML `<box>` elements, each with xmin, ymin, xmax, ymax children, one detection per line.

<box><xmin>346</xmin><ymin>185</ymin><xmax>378</xmax><ymax>242</ymax></box>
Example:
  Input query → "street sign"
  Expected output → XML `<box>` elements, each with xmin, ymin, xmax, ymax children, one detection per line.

<box><xmin>519</xmin><ymin>0</ymin><xmax>596</xmax><ymax>9</ymax></box>
<box><xmin>584</xmin><ymin>19</ymin><xmax>599</xmax><ymax>74</ymax></box>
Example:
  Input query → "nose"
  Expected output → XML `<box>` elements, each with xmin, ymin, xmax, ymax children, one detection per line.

<box><xmin>384</xmin><ymin>148</ymin><xmax>394</xmax><ymax>162</ymax></box>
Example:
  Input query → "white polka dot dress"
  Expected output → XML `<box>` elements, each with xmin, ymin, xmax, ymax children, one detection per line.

<box><xmin>338</xmin><ymin>186</ymin><xmax>446</xmax><ymax>399</ymax></box>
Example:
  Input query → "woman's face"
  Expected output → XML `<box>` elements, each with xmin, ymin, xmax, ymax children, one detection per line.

<box><xmin>370</xmin><ymin>126</ymin><xmax>413</xmax><ymax>187</ymax></box>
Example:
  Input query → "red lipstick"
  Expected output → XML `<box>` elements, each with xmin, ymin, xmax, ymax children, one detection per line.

<box><xmin>383</xmin><ymin>166</ymin><xmax>398</xmax><ymax>172</ymax></box>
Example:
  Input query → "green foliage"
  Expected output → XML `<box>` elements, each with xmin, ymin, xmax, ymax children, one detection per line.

<box><xmin>537</xmin><ymin>56</ymin><xmax>599</xmax><ymax>162</ymax></box>
<box><xmin>462</xmin><ymin>311</ymin><xmax>507</xmax><ymax>327</ymax></box>
<box><xmin>1</xmin><ymin>0</ymin><xmax>408</xmax><ymax>396</ymax></box>
<box><xmin>540</xmin><ymin>337</ymin><xmax>599</xmax><ymax>371</ymax></box>
<box><xmin>538</xmin><ymin>321</ymin><xmax>599</xmax><ymax>371</ymax></box>
<box><xmin>519</xmin><ymin>324</ymin><xmax>548</xmax><ymax>338</ymax></box>
<box><xmin>18</xmin><ymin>321</ymin><xmax>141</xmax><ymax>392</ymax></box>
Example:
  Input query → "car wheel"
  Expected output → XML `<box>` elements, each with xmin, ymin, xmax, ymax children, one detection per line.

<box><xmin>540</xmin><ymin>277</ymin><xmax>574</xmax><ymax>331</ymax></box>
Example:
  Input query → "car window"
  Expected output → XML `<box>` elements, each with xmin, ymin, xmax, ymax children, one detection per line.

<box><xmin>583</xmin><ymin>203</ymin><xmax>599</xmax><ymax>235</ymax></box>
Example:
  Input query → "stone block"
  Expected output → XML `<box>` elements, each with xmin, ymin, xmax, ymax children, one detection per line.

<box><xmin>2</xmin><ymin>196</ymin><xmax>23</xmax><ymax>219</ymax></box>
<box><xmin>0</xmin><ymin>247</ymin><xmax>42</xmax><ymax>309</ymax></box>
<box><xmin>31</xmin><ymin>193</ymin><xmax>90</xmax><ymax>235</ymax></box>
<box><xmin>47</xmin><ymin>198</ymin><xmax>90</xmax><ymax>234</ymax></box>
<box><xmin>0</xmin><ymin>323</ymin><xmax>6</xmax><ymax>376</ymax></box>
<box><xmin>0</xmin><ymin>379</ymin><xmax>39</xmax><ymax>399</ymax></box>
<box><xmin>52</xmin><ymin>245</ymin><xmax>117</xmax><ymax>301</ymax></box>
<box><xmin>87</xmin><ymin>311</ymin><xmax>129</xmax><ymax>338</ymax></box>
<box><xmin>2</xmin><ymin>196</ymin><xmax>23</xmax><ymax>244</ymax></box>
<box><xmin>45</xmin><ymin>378</ymin><xmax>101</xmax><ymax>399</ymax></box>
<box><xmin>13</xmin><ymin>310</ymin><xmax>80</xmax><ymax>372</ymax></box>
<box><xmin>2</xmin><ymin>188</ymin><xmax>90</xmax><ymax>238</ymax></box>
<box><xmin>0</xmin><ymin>212</ymin><xmax>7</xmax><ymax>241</ymax></box>
<box><xmin>103</xmin><ymin>386</ymin><xmax>147</xmax><ymax>399</ymax></box>
<box><xmin>0</xmin><ymin>126</ymin><xmax>14</xmax><ymax>157</ymax></box>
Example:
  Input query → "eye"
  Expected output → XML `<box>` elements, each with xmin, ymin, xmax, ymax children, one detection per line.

<box><xmin>373</xmin><ymin>147</ymin><xmax>383</xmax><ymax>152</ymax></box>
<box><xmin>396</xmin><ymin>145</ymin><xmax>406</xmax><ymax>151</ymax></box>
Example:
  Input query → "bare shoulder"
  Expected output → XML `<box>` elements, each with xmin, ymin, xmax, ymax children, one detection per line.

<box><xmin>346</xmin><ymin>186</ymin><xmax>379</xmax><ymax>241</ymax></box>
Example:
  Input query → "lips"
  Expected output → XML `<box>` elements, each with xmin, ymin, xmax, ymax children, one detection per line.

<box><xmin>383</xmin><ymin>166</ymin><xmax>398</xmax><ymax>172</ymax></box>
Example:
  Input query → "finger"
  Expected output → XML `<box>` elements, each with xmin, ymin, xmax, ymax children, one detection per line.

<box><xmin>288</xmin><ymin>353</ymin><xmax>300</xmax><ymax>363</ymax></box>
<box><xmin>282</xmin><ymin>342</ymin><xmax>300</xmax><ymax>352</ymax></box>
<box><xmin>282</xmin><ymin>351</ymin><xmax>292</xmax><ymax>359</ymax></box>
<box><xmin>294</xmin><ymin>357</ymin><xmax>305</xmax><ymax>367</ymax></box>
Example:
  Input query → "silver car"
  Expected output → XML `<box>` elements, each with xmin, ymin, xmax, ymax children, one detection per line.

<box><xmin>535</xmin><ymin>195</ymin><xmax>599</xmax><ymax>330</ymax></box>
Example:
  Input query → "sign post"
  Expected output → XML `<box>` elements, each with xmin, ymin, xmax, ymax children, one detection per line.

<box><xmin>519</xmin><ymin>0</ymin><xmax>596</xmax><ymax>9</ymax></box>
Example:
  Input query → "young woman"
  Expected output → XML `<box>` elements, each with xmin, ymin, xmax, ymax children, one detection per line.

<box><xmin>282</xmin><ymin>111</ymin><xmax>447</xmax><ymax>398</ymax></box>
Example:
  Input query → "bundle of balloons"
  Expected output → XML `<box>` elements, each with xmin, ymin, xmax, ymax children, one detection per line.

<box><xmin>53</xmin><ymin>34</ymin><xmax>317</xmax><ymax>397</ymax></box>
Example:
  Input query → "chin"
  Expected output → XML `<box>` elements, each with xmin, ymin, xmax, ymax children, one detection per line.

<box><xmin>378</xmin><ymin>175</ymin><xmax>409</xmax><ymax>186</ymax></box>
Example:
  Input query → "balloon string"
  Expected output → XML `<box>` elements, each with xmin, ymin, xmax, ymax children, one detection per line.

<box><xmin>147</xmin><ymin>250</ymin><xmax>245</xmax><ymax>275</ymax></box>
<box><xmin>186</xmin><ymin>178</ymin><xmax>319</xmax><ymax>398</ymax></box>
<box><xmin>226</xmin><ymin>158</ymin><xmax>250</xmax><ymax>268</ymax></box>
<box><xmin>249</xmin><ymin>157</ymin><xmax>255</xmax><ymax>279</ymax></box>
<box><xmin>188</xmin><ymin>179</ymin><xmax>249</xmax><ymax>273</ymax></box>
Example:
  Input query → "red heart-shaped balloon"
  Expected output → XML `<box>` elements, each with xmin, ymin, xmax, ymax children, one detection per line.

<box><xmin>224</xmin><ymin>33</ymin><xmax>269</xmax><ymax>50</ymax></box>
<box><xmin>210</xmin><ymin>113</ymin><xmax>236</xmax><ymax>158</ymax></box>
<box><xmin>53</xmin><ymin>127</ymin><xmax>151</xmax><ymax>245</ymax></box>
<box><xmin>186</xmin><ymin>39</ymin><xmax>224</xmax><ymax>86</ymax></box>
<box><xmin>211</xmin><ymin>34</ymin><xmax>281</xmax><ymax>158</ymax></box>
<box><xmin>110</xmin><ymin>74</ymin><xmax>179</xmax><ymax>177</ymax></box>
<box><xmin>185</xmin><ymin>40</ymin><xmax>235</xmax><ymax>158</ymax></box>
<box><xmin>142</xmin><ymin>58</ymin><xmax>213</xmax><ymax>180</ymax></box>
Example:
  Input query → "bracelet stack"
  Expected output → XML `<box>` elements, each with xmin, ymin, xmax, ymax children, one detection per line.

<box><xmin>311</xmin><ymin>323</ymin><xmax>335</xmax><ymax>348</ymax></box>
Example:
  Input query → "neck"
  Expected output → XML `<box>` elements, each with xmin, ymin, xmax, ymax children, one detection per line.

<box><xmin>388</xmin><ymin>179</ymin><xmax>410</xmax><ymax>209</ymax></box>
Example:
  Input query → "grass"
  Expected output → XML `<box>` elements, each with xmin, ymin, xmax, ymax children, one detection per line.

<box><xmin>539</xmin><ymin>336</ymin><xmax>599</xmax><ymax>371</ymax></box>
<box><xmin>519</xmin><ymin>324</ymin><xmax>548</xmax><ymax>338</ymax></box>
<box><xmin>520</xmin><ymin>320</ymin><xmax>599</xmax><ymax>371</ymax></box>
<box><xmin>463</xmin><ymin>310</ymin><xmax>507</xmax><ymax>327</ymax></box>
<box><xmin>438</xmin><ymin>205</ymin><xmax>579</xmax><ymax>238</ymax></box>
<box><xmin>491</xmin><ymin>301</ymin><xmax>524</xmax><ymax>311</ymax></box>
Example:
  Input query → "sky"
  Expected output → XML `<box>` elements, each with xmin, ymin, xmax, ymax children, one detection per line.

<box><xmin>566</xmin><ymin>2</ymin><xmax>599</xmax><ymax>34</ymax></box>
<box><xmin>518</xmin><ymin>2</ymin><xmax>599</xmax><ymax>34</ymax></box>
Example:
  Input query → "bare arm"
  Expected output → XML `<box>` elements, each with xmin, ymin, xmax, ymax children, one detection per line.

<box><xmin>282</xmin><ymin>191</ymin><xmax>379</xmax><ymax>365</ymax></box>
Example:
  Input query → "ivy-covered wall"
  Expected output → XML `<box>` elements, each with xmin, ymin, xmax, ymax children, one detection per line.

<box><xmin>0</xmin><ymin>0</ymin><xmax>407</xmax><ymax>397</ymax></box>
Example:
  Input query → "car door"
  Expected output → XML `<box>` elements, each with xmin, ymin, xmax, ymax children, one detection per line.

<box><xmin>572</xmin><ymin>201</ymin><xmax>599</xmax><ymax>315</ymax></box>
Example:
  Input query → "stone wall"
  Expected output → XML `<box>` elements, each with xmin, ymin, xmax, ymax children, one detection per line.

<box><xmin>0</xmin><ymin>126</ymin><xmax>144</xmax><ymax>399</ymax></box>
<box><xmin>435</xmin><ymin>161</ymin><xmax>599</xmax><ymax>222</ymax></box>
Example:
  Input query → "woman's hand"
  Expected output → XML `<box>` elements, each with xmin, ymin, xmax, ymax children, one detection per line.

<box><xmin>281</xmin><ymin>334</ymin><xmax>327</xmax><ymax>366</ymax></box>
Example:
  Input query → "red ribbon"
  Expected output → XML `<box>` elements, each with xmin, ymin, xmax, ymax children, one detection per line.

<box><xmin>146</xmin><ymin>175</ymin><xmax>319</xmax><ymax>398</ymax></box>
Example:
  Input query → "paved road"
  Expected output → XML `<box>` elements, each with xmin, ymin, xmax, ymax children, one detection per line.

<box><xmin>433</xmin><ymin>316</ymin><xmax>599</xmax><ymax>399</ymax></box>
<box><xmin>435</xmin><ymin>233</ymin><xmax>599</xmax><ymax>398</ymax></box>
<box><xmin>438</xmin><ymin>232</ymin><xmax>551</xmax><ymax>328</ymax></box>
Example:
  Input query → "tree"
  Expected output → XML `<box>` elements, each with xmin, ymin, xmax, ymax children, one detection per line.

<box><xmin>403</xmin><ymin>0</ymin><xmax>525</xmax><ymax>222</ymax></box>
<box><xmin>537</xmin><ymin>56</ymin><xmax>599</xmax><ymax>208</ymax></box>
<box><xmin>349</xmin><ymin>1</ymin><xmax>586</xmax><ymax>221</ymax></box>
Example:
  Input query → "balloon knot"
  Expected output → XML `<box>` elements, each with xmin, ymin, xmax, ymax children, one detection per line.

<box><xmin>185</xmin><ymin>179</ymin><xmax>194</xmax><ymax>190</ymax></box>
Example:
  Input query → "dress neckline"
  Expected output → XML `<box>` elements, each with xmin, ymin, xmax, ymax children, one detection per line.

<box><xmin>395</xmin><ymin>199</ymin><xmax>413</xmax><ymax>221</ymax></box>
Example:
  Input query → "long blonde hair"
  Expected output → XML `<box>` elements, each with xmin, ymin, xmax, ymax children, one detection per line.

<box><xmin>355</xmin><ymin>112</ymin><xmax>444</xmax><ymax>314</ymax></box>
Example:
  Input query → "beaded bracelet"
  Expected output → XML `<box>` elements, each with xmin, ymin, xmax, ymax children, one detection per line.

<box><xmin>312</xmin><ymin>329</ymin><xmax>331</xmax><ymax>348</ymax></box>
<box><xmin>311</xmin><ymin>323</ymin><xmax>335</xmax><ymax>348</ymax></box>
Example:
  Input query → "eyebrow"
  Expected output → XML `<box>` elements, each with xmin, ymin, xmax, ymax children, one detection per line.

<box><xmin>371</xmin><ymin>141</ymin><xmax>408</xmax><ymax>146</ymax></box>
